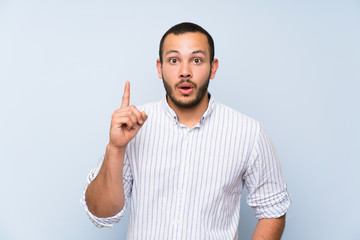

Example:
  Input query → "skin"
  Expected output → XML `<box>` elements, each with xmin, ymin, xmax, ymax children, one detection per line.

<box><xmin>252</xmin><ymin>215</ymin><xmax>286</xmax><ymax>240</ymax></box>
<box><xmin>156</xmin><ymin>32</ymin><xmax>218</xmax><ymax>128</ymax></box>
<box><xmin>85</xmin><ymin>32</ymin><xmax>286</xmax><ymax>239</ymax></box>
<box><xmin>85</xmin><ymin>81</ymin><xmax>147</xmax><ymax>217</ymax></box>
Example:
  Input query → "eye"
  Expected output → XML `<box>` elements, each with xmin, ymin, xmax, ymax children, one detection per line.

<box><xmin>169</xmin><ymin>58</ymin><xmax>178</xmax><ymax>64</ymax></box>
<box><xmin>193</xmin><ymin>58</ymin><xmax>202</xmax><ymax>64</ymax></box>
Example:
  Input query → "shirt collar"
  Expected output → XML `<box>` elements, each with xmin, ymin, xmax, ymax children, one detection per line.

<box><xmin>161</xmin><ymin>93</ymin><xmax>215</xmax><ymax>125</ymax></box>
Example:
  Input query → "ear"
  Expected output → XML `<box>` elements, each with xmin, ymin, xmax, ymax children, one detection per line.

<box><xmin>156</xmin><ymin>59</ymin><xmax>163</xmax><ymax>79</ymax></box>
<box><xmin>210</xmin><ymin>58</ymin><xmax>219</xmax><ymax>79</ymax></box>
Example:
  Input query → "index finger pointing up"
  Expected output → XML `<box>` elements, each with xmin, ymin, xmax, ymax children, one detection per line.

<box><xmin>121</xmin><ymin>81</ymin><xmax>130</xmax><ymax>108</ymax></box>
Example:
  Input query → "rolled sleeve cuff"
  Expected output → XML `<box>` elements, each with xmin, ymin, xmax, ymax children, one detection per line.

<box><xmin>251</xmin><ymin>187</ymin><xmax>291</xmax><ymax>220</ymax></box>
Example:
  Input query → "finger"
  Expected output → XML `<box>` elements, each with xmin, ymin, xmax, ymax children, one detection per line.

<box><xmin>121</xmin><ymin>81</ymin><xmax>130</xmax><ymax>108</ymax></box>
<box><xmin>141</xmin><ymin>111</ymin><xmax>148</xmax><ymax>122</ymax></box>
<box><xmin>125</xmin><ymin>118</ymin><xmax>136</xmax><ymax>131</ymax></box>
<box><xmin>114</xmin><ymin>116</ymin><xmax>135</xmax><ymax>130</ymax></box>
<box><xmin>115</xmin><ymin>106</ymin><xmax>144</xmax><ymax>125</ymax></box>
<box><xmin>113</xmin><ymin>112</ymin><xmax>137</xmax><ymax>126</ymax></box>
<box><xmin>129</xmin><ymin>106</ymin><xmax>144</xmax><ymax>124</ymax></box>
<box><xmin>128</xmin><ymin>112</ymin><xmax>138</xmax><ymax>126</ymax></box>
<box><xmin>114</xmin><ymin>109</ymin><xmax>139</xmax><ymax>123</ymax></box>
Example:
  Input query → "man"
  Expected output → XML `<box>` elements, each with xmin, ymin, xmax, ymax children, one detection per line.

<box><xmin>81</xmin><ymin>22</ymin><xmax>291</xmax><ymax>239</ymax></box>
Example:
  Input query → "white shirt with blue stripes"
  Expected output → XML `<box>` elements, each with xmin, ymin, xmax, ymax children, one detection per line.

<box><xmin>81</xmin><ymin>94</ymin><xmax>291</xmax><ymax>240</ymax></box>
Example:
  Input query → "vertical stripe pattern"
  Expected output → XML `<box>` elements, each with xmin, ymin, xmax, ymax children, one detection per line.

<box><xmin>81</xmin><ymin>95</ymin><xmax>291</xmax><ymax>239</ymax></box>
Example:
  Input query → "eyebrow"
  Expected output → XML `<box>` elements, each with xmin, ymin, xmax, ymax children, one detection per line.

<box><xmin>165</xmin><ymin>50</ymin><xmax>180</xmax><ymax>56</ymax></box>
<box><xmin>192</xmin><ymin>50</ymin><xmax>206</xmax><ymax>55</ymax></box>
<box><xmin>165</xmin><ymin>50</ymin><xmax>207</xmax><ymax>56</ymax></box>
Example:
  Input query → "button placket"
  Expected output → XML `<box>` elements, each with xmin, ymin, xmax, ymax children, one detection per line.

<box><xmin>174</xmin><ymin>129</ymin><xmax>192</xmax><ymax>237</ymax></box>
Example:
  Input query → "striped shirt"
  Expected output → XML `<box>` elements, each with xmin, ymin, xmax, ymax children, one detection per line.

<box><xmin>81</xmin><ymin>94</ymin><xmax>291</xmax><ymax>239</ymax></box>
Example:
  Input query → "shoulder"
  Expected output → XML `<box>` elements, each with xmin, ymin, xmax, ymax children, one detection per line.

<box><xmin>136</xmin><ymin>100</ymin><xmax>162</xmax><ymax>113</ymax></box>
<box><xmin>212</xmin><ymin>101</ymin><xmax>261</xmax><ymax>130</ymax></box>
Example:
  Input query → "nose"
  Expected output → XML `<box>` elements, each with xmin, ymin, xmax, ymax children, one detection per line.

<box><xmin>179</xmin><ymin>62</ymin><xmax>192</xmax><ymax>79</ymax></box>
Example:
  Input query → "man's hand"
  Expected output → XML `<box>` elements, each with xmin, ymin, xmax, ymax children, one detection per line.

<box><xmin>109</xmin><ymin>81</ymin><xmax>147</xmax><ymax>149</ymax></box>
<box><xmin>85</xmin><ymin>81</ymin><xmax>147</xmax><ymax>218</ymax></box>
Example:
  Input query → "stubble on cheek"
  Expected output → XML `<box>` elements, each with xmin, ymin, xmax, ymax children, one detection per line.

<box><xmin>161</xmin><ymin>65</ymin><xmax>212</xmax><ymax>108</ymax></box>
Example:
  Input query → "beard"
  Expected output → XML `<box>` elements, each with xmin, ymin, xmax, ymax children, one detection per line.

<box><xmin>162</xmin><ymin>74</ymin><xmax>210</xmax><ymax>109</ymax></box>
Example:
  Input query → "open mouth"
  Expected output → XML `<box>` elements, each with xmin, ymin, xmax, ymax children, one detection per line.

<box><xmin>178</xmin><ymin>83</ymin><xmax>194</xmax><ymax>95</ymax></box>
<box><xmin>177</xmin><ymin>81</ymin><xmax>194</xmax><ymax>89</ymax></box>
<box><xmin>180</xmin><ymin>86</ymin><xmax>193</xmax><ymax>90</ymax></box>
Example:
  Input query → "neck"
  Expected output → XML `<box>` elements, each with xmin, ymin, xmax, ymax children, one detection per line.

<box><xmin>167</xmin><ymin>93</ymin><xmax>210</xmax><ymax>129</ymax></box>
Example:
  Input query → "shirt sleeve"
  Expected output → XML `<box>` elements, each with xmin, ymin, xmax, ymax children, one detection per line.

<box><xmin>243</xmin><ymin>125</ymin><xmax>291</xmax><ymax>219</ymax></box>
<box><xmin>80</xmin><ymin>154</ymin><xmax>133</xmax><ymax>227</ymax></box>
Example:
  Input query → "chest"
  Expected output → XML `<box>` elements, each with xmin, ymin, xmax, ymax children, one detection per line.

<box><xmin>128</xmin><ymin>119</ymin><xmax>253</xmax><ymax>196</ymax></box>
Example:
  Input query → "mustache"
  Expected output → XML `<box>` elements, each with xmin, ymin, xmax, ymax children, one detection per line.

<box><xmin>175</xmin><ymin>79</ymin><xmax>197</xmax><ymax>88</ymax></box>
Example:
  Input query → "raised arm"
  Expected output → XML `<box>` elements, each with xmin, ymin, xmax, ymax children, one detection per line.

<box><xmin>85</xmin><ymin>81</ymin><xmax>147</xmax><ymax>218</ymax></box>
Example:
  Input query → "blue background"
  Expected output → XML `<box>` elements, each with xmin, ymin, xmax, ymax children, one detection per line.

<box><xmin>0</xmin><ymin>0</ymin><xmax>359</xmax><ymax>239</ymax></box>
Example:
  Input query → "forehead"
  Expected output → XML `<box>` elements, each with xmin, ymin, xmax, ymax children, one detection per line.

<box><xmin>162</xmin><ymin>32</ymin><xmax>210</xmax><ymax>56</ymax></box>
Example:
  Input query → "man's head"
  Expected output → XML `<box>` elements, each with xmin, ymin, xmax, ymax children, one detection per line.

<box><xmin>159</xmin><ymin>22</ymin><xmax>215</xmax><ymax>64</ymax></box>
<box><xmin>157</xmin><ymin>22</ymin><xmax>219</xmax><ymax>109</ymax></box>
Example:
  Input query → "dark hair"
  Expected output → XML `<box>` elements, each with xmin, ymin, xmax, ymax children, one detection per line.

<box><xmin>159</xmin><ymin>22</ymin><xmax>215</xmax><ymax>64</ymax></box>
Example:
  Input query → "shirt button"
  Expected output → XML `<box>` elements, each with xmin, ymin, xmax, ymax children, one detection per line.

<box><xmin>184</xmin><ymin>161</ymin><xmax>189</xmax><ymax>166</ymax></box>
<box><xmin>176</xmin><ymin>220</ymin><xmax>181</xmax><ymax>226</ymax></box>
<box><xmin>178</xmin><ymin>190</ymin><xmax>184</xmax><ymax>195</ymax></box>
<box><xmin>186</xmin><ymin>132</ymin><xmax>191</xmax><ymax>137</ymax></box>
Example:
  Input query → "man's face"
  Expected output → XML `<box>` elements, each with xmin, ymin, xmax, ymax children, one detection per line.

<box><xmin>157</xmin><ymin>32</ymin><xmax>218</xmax><ymax>109</ymax></box>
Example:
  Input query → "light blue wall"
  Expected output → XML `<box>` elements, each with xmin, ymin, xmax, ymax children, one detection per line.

<box><xmin>0</xmin><ymin>0</ymin><xmax>359</xmax><ymax>239</ymax></box>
